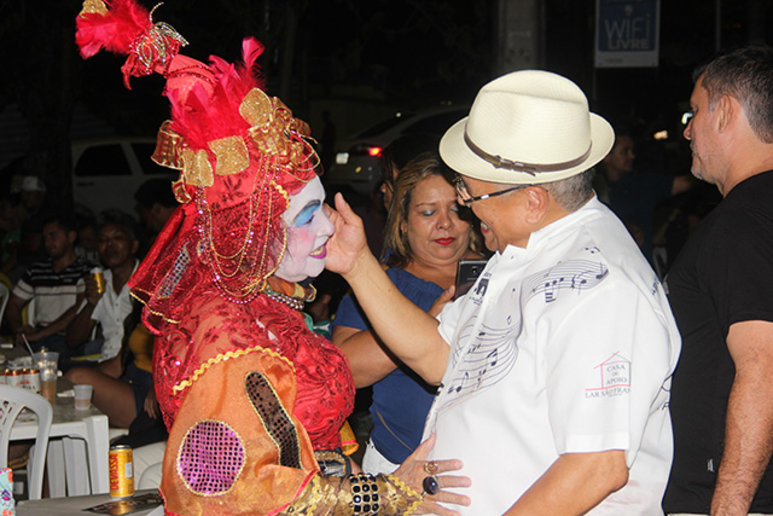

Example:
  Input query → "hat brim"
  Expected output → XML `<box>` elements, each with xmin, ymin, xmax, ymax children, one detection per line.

<box><xmin>439</xmin><ymin>113</ymin><xmax>615</xmax><ymax>185</ymax></box>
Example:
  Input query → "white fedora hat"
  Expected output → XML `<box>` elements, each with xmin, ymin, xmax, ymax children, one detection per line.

<box><xmin>440</xmin><ymin>70</ymin><xmax>614</xmax><ymax>184</ymax></box>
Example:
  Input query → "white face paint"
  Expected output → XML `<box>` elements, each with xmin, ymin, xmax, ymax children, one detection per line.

<box><xmin>275</xmin><ymin>176</ymin><xmax>335</xmax><ymax>282</ymax></box>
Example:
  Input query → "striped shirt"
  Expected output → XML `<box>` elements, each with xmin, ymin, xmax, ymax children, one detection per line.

<box><xmin>13</xmin><ymin>258</ymin><xmax>93</xmax><ymax>327</ymax></box>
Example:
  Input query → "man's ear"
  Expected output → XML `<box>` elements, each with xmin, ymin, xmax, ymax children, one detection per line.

<box><xmin>67</xmin><ymin>230</ymin><xmax>77</xmax><ymax>245</ymax></box>
<box><xmin>716</xmin><ymin>94</ymin><xmax>734</xmax><ymax>132</ymax></box>
<box><xmin>523</xmin><ymin>186</ymin><xmax>549</xmax><ymax>224</ymax></box>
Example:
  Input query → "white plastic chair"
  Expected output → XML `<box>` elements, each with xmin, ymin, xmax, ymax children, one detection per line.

<box><xmin>0</xmin><ymin>282</ymin><xmax>9</xmax><ymax>327</ymax></box>
<box><xmin>23</xmin><ymin>296</ymin><xmax>35</xmax><ymax>328</ymax></box>
<box><xmin>0</xmin><ymin>385</ymin><xmax>53</xmax><ymax>500</ymax></box>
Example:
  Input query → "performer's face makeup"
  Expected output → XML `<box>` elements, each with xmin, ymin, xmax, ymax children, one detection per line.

<box><xmin>275</xmin><ymin>176</ymin><xmax>335</xmax><ymax>282</ymax></box>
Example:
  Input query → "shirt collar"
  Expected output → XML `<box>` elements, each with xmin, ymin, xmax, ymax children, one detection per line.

<box><xmin>500</xmin><ymin>193</ymin><xmax>602</xmax><ymax>259</ymax></box>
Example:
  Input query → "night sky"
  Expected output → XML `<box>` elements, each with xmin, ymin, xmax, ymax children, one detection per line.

<box><xmin>0</xmin><ymin>0</ymin><xmax>771</xmax><ymax>184</ymax></box>
<box><xmin>70</xmin><ymin>1</ymin><xmax>773</xmax><ymax>131</ymax></box>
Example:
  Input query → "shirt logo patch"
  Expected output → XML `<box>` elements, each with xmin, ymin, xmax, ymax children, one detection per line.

<box><xmin>585</xmin><ymin>351</ymin><xmax>631</xmax><ymax>399</ymax></box>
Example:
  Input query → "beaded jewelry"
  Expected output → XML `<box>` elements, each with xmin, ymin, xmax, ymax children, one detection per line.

<box><xmin>349</xmin><ymin>473</ymin><xmax>381</xmax><ymax>514</ymax></box>
<box><xmin>263</xmin><ymin>291</ymin><xmax>304</xmax><ymax>311</ymax></box>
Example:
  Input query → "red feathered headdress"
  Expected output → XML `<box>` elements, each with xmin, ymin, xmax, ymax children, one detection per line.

<box><xmin>75</xmin><ymin>0</ymin><xmax>319</xmax><ymax>329</ymax></box>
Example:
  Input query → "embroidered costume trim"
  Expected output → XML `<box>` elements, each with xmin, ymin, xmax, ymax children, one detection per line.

<box><xmin>245</xmin><ymin>371</ymin><xmax>303</xmax><ymax>469</ymax></box>
<box><xmin>280</xmin><ymin>472</ymin><xmax>424</xmax><ymax>515</ymax></box>
<box><xmin>172</xmin><ymin>345</ymin><xmax>294</xmax><ymax>394</ymax></box>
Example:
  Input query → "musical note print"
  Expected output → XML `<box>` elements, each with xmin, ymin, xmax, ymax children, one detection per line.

<box><xmin>442</xmin><ymin>320</ymin><xmax>518</xmax><ymax>409</ymax></box>
<box><xmin>437</xmin><ymin>255</ymin><xmax>608</xmax><ymax>412</ymax></box>
<box><xmin>449</xmin><ymin>316</ymin><xmax>478</xmax><ymax>369</ymax></box>
<box><xmin>523</xmin><ymin>259</ymin><xmax>609</xmax><ymax>304</ymax></box>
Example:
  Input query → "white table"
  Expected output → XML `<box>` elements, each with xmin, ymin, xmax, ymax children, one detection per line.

<box><xmin>16</xmin><ymin>488</ymin><xmax>161</xmax><ymax>515</ymax></box>
<box><xmin>10</xmin><ymin>388</ymin><xmax>110</xmax><ymax>497</ymax></box>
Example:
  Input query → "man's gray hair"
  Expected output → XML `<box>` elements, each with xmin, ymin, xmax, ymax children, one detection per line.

<box><xmin>694</xmin><ymin>45</ymin><xmax>773</xmax><ymax>143</ymax></box>
<box><xmin>540</xmin><ymin>169</ymin><xmax>595</xmax><ymax>212</ymax></box>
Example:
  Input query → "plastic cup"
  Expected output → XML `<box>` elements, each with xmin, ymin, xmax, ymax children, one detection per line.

<box><xmin>74</xmin><ymin>384</ymin><xmax>93</xmax><ymax>410</ymax></box>
<box><xmin>40</xmin><ymin>379</ymin><xmax>56</xmax><ymax>402</ymax></box>
<box><xmin>32</xmin><ymin>351</ymin><xmax>59</xmax><ymax>383</ymax></box>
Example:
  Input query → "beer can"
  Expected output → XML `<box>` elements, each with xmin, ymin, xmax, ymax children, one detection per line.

<box><xmin>109</xmin><ymin>444</ymin><xmax>134</xmax><ymax>498</ymax></box>
<box><xmin>19</xmin><ymin>368</ymin><xmax>40</xmax><ymax>394</ymax></box>
<box><xmin>91</xmin><ymin>267</ymin><xmax>106</xmax><ymax>295</ymax></box>
<box><xmin>5</xmin><ymin>369</ymin><xmax>23</xmax><ymax>388</ymax></box>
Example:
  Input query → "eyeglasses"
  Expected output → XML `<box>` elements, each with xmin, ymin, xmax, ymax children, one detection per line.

<box><xmin>681</xmin><ymin>112</ymin><xmax>694</xmax><ymax>125</ymax></box>
<box><xmin>453</xmin><ymin>175</ymin><xmax>530</xmax><ymax>206</ymax></box>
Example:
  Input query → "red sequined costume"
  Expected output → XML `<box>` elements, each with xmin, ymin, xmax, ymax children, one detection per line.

<box><xmin>76</xmin><ymin>1</ymin><xmax>422</xmax><ymax>514</ymax></box>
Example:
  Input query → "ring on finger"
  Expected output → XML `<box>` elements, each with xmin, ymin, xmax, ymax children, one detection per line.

<box><xmin>423</xmin><ymin>461</ymin><xmax>439</xmax><ymax>475</ymax></box>
<box><xmin>422</xmin><ymin>475</ymin><xmax>440</xmax><ymax>495</ymax></box>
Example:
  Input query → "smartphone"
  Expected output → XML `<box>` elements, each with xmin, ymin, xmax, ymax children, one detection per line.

<box><xmin>454</xmin><ymin>258</ymin><xmax>488</xmax><ymax>299</ymax></box>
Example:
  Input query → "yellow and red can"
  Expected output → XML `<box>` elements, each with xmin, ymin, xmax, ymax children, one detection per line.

<box><xmin>5</xmin><ymin>369</ymin><xmax>23</xmax><ymax>388</ymax></box>
<box><xmin>109</xmin><ymin>444</ymin><xmax>134</xmax><ymax>498</ymax></box>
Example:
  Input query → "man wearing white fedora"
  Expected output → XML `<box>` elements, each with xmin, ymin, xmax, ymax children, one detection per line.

<box><xmin>326</xmin><ymin>70</ymin><xmax>680</xmax><ymax>514</ymax></box>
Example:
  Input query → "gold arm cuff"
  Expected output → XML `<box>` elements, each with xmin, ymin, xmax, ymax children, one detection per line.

<box><xmin>280</xmin><ymin>472</ymin><xmax>423</xmax><ymax>515</ymax></box>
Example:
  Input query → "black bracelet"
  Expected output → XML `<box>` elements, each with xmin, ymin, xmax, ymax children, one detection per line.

<box><xmin>349</xmin><ymin>473</ymin><xmax>380</xmax><ymax>514</ymax></box>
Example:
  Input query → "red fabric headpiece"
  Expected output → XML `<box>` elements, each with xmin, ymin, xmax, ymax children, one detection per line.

<box><xmin>75</xmin><ymin>0</ymin><xmax>319</xmax><ymax>331</ymax></box>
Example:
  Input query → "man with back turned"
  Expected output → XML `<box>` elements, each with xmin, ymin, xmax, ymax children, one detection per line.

<box><xmin>663</xmin><ymin>46</ymin><xmax>773</xmax><ymax>515</ymax></box>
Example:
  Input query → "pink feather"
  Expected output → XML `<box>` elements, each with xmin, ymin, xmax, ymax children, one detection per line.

<box><xmin>76</xmin><ymin>0</ymin><xmax>270</xmax><ymax>150</ymax></box>
<box><xmin>242</xmin><ymin>38</ymin><xmax>267</xmax><ymax>91</ymax></box>
<box><xmin>75</xmin><ymin>0</ymin><xmax>151</xmax><ymax>58</ymax></box>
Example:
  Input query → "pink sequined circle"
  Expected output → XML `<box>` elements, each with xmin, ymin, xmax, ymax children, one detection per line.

<box><xmin>178</xmin><ymin>420</ymin><xmax>245</xmax><ymax>495</ymax></box>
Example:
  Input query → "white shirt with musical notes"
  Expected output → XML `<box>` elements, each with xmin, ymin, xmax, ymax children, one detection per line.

<box><xmin>424</xmin><ymin>195</ymin><xmax>681</xmax><ymax>515</ymax></box>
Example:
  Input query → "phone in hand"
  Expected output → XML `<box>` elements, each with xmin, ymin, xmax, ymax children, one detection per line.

<box><xmin>454</xmin><ymin>259</ymin><xmax>488</xmax><ymax>300</ymax></box>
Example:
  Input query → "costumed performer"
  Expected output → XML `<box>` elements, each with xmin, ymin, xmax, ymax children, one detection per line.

<box><xmin>75</xmin><ymin>1</ymin><xmax>470</xmax><ymax>514</ymax></box>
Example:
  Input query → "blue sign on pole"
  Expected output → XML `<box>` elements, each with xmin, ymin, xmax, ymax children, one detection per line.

<box><xmin>595</xmin><ymin>0</ymin><xmax>660</xmax><ymax>68</ymax></box>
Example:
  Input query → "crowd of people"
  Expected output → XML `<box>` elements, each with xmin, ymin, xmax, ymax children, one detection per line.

<box><xmin>0</xmin><ymin>180</ymin><xmax>173</xmax><ymax>449</ymax></box>
<box><xmin>1</xmin><ymin>0</ymin><xmax>771</xmax><ymax>514</ymax></box>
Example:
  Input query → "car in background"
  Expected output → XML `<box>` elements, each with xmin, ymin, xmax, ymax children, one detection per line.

<box><xmin>325</xmin><ymin>105</ymin><xmax>468</xmax><ymax>195</ymax></box>
<box><xmin>72</xmin><ymin>138</ymin><xmax>176</xmax><ymax>217</ymax></box>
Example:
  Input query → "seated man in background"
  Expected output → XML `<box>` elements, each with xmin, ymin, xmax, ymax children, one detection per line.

<box><xmin>5</xmin><ymin>212</ymin><xmax>92</xmax><ymax>353</ymax></box>
<box><xmin>65</xmin><ymin>211</ymin><xmax>140</xmax><ymax>370</ymax></box>
<box><xmin>65</xmin><ymin>211</ymin><xmax>166</xmax><ymax>442</ymax></box>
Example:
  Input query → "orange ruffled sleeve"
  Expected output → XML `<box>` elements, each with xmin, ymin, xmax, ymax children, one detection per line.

<box><xmin>160</xmin><ymin>347</ymin><xmax>319</xmax><ymax>515</ymax></box>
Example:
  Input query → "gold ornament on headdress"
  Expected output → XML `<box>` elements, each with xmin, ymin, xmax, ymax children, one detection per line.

<box><xmin>209</xmin><ymin>136</ymin><xmax>250</xmax><ymax>177</ymax></box>
<box><xmin>152</xmin><ymin>120</ymin><xmax>185</xmax><ymax>169</ymax></box>
<box><xmin>151</xmin><ymin>87</ymin><xmax>318</xmax><ymax>195</ymax></box>
<box><xmin>240</xmin><ymin>88</ymin><xmax>318</xmax><ymax>174</ymax></box>
<box><xmin>79</xmin><ymin>0</ymin><xmax>107</xmax><ymax>16</ymax></box>
<box><xmin>128</xmin><ymin>3</ymin><xmax>188</xmax><ymax>77</ymax></box>
<box><xmin>181</xmin><ymin>149</ymin><xmax>214</xmax><ymax>187</ymax></box>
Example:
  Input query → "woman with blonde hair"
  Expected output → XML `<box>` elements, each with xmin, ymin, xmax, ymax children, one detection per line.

<box><xmin>333</xmin><ymin>152</ymin><xmax>483</xmax><ymax>474</ymax></box>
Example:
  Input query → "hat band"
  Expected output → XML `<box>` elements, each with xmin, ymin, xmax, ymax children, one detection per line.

<box><xmin>464</xmin><ymin>132</ymin><xmax>592</xmax><ymax>176</ymax></box>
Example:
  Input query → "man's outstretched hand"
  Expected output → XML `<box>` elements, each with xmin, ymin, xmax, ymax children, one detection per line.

<box><xmin>324</xmin><ymin>193</ymin><xmax>370</xmax><ymax>278</ymax></box>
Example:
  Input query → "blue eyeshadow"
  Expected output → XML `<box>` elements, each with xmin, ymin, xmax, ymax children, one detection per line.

<box><xmin>293</xmin><ymin>201</ymin><xmax>321</xmax><ymax>226</ymax></box>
